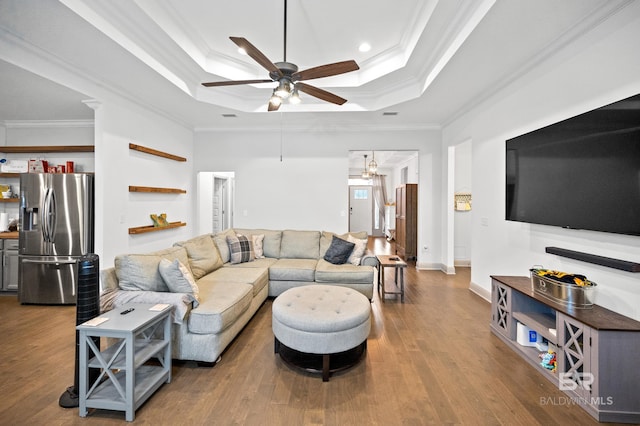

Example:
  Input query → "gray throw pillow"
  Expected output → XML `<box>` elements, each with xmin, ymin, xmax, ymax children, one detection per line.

<box><xmin>158</xmin><ymin>258</ymin><xmax>200</xmax><ymax>302</ymax></box>
<box><xmin>323</xmin><ymin>235</ymin><xmax>355</xmax><ymax>265</ymax></box>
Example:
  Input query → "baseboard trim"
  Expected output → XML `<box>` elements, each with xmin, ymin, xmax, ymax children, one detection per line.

<box><xmin>469</xmin><ymin>280</ymin><xmax>490</xmax><ymax>302</ymax></box>
<box><xmin>416</xmin><ymin>262</ymin><xmax>444</xmax><ymax>271</ymax></box>
<box><xmin>454</xmin><ymin>259</ymin><xmax>471</xmax><ymax>267</ymax></box>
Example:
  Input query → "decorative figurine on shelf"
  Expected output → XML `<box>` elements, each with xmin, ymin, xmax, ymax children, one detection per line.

<box><xmin>150</xmin><ymin>213</ymin><xmax>168</xmax><ymax>227</ymax></box>
<box><xmin>539</xmin><ymin>350</ymin><xmax>557</xmax><ymax>371</ymax></box>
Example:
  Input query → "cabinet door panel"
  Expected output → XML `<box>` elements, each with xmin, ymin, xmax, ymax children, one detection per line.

<box><xmin>557</xmin><ymin>313</ymin><xmax>592</xmax><ymax>400</ymax></box>
<box><xmin>491</xmin><ymin>280</ymin><xmax>514</xmax><ymax>339</ymax></box>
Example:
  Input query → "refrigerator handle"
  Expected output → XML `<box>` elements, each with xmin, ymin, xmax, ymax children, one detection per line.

<box><xmin>21</xmin><ymin>258</ymin><xmax>77</xmax><ymax>265</ymax></box>
<box><xmin>43</xmin><ymin>187</ymin><xmax>57</xmax><ymax>243</ymax></box>
<box><xmin>48</xmin><ymin>187</ymin><xmax>57</xmax><ymax>242</ymax></box>
<box><xmin>42</xmin><ymin>187</ymin><xmax>51</xmax><ymax>243</ymax></box>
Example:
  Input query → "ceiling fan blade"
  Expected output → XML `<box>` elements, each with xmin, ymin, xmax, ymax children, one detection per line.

<box><xmin>267</xmin><ymin>101</ymin><xmax>281</xmax><ymax>112</ymax></box>
<box><xmin>202</xmin><ymin>79</ymin><xmax>272</xmax><ymax>87</ymax></box>
<box><xmin>292</xmin><ymin>60</ymin><xmax>359</xmax><ymax>82</ymax></box>
<box><xmin>229</xmin><ymin>36</ymin><xmax>283</xmax><ymax>78</ymax></box>
<box><xmin>296</xmin><ymin>82</ymin><xmax>347</xmax><ymax>105</ymax></box>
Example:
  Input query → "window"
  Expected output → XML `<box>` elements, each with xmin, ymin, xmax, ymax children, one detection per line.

<box><xmin>353</xmin><ymin>189</ymin><xmax>368</xmax><ymax>199</ymax></box>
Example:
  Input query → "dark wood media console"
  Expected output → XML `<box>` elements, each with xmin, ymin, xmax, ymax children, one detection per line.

<box><xmin>490</xmin><ymin>276</ymin><xmax>640</xmax><ymax>423</ymax></box>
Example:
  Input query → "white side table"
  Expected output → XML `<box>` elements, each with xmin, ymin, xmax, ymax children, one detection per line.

<box><xmin>77</xmin><ymin>303</ymin><xmax>172</xmax><ymax>422</ymax></box>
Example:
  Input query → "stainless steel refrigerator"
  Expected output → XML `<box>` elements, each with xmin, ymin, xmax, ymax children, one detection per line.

<box><xmin>18</xmin><ymin>173</ymin><xmax>94</xmax><ymax>304</ymax></box>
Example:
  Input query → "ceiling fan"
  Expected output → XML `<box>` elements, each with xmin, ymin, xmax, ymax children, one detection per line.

<box><xmin>201</xmin><ymin>0</ymin><xmax>359</xmax><ymax>111</ymax></box>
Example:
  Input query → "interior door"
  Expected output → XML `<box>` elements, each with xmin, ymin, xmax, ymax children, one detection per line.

<box><xmin>196</xmin><ymin>172</ymin><xmax>235</xmax><ymax>234</ymax></box>
<box><xmin>212</xmin><ymin>177</ymin><xmax>227</xmax><ymax>233</ymax></box>
<box><xmin>349</xmin><ymin>186</ymin><xmax>372</xmax><ymax>234</ymax></box>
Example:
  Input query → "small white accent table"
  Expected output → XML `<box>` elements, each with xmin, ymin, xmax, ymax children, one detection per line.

<box><xmin>77</xmin><ymin>303</ymin><xmax>172</xmax><ymax>422</ymax></box>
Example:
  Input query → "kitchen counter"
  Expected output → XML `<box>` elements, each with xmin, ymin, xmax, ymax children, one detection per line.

<box><xmin>0</xmin><ymin>232</ymin><xmax>18</xmax><ymax>239</ymax></box>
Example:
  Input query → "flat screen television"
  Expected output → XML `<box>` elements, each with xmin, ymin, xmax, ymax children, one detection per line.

<box><xmin>506</xmin><ymin>93</ymin><xmax>640</xmax><ymax>236</ymax></box>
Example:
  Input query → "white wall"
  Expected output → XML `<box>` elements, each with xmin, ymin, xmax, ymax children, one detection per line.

<box><xmin>443</xmin><ymin>5</ymin><xmax>640</xmax><ymax>320</ymax></box>
<box><xmin>194</xmin><ymin>127</ymin><xmax>443</xmax><ymax>269</ymax></box>
<box><xmin>94</xmin><ymin>100</ymin><xmax>194</xmax><ymax>268</ymax></box>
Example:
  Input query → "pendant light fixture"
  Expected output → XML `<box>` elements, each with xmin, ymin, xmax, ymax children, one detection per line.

<box><xmin>361</xmin><ymin>155</ymin><xmax>371</xmax><ymax>178</ymax></box>
<box><xmin>368</xmin><ymin>151</ymin><xmax>378</xmax><ymax>174</ymax></box>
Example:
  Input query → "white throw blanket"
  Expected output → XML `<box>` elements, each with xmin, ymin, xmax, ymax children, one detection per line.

<box><xmin>100</xmin><ymin>287</ymin><xmax>198</xmax><ymax>325</ymax></box>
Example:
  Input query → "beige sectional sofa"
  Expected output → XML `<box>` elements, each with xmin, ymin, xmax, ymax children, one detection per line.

<box><xmin>100</xmin><ymin>228</ymin><xmax>377</xmax><ymax>363</ymax></box>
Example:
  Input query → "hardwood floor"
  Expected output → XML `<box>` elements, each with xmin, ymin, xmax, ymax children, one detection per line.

<box><xmin>0</xmin><ymin>238</ymin><xmax>619</xmax><ymax>425</ymax></box>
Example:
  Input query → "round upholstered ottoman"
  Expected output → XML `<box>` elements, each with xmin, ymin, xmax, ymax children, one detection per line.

<box><xmin>272</xmin><ymin>284</ymin><xmax>371</xmax><ymax>381</ymax></box>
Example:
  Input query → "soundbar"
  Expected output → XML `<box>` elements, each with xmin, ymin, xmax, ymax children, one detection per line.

<box><xmin>545</xmin><ymin>247</ymin><xmax>640</xmax><ymax>272</ymax></box>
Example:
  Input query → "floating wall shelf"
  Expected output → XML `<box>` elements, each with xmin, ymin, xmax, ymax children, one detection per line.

<box><xmin>0</xmin><ymin>173</ymin><xmax>20</xmax><ymax>178</ymax></box>
<box><xmin>129</xmin><ymin>143</ymin><xmax>187</xmax><ymax>162</ymax></box>
<box><xmin>0</xmin><ymin>145</ymin><xmax>94</xmax><ymax>153</ymax></box>
<box><xmin>129</xmin><ymin>186</ymin><xmax>186</xmax><ymax>194</ymax></box>
<box><xmin>128</xmin><ymin>222</ymin><xmax>186</xmax><ymax>235</ymax></box>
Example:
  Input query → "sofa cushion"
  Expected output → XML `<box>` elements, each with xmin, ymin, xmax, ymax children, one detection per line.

<box><xmin>224</xmin><ymin>257</ymin><xmax>278</xmax><ymax>269</ymax></box>
<box><xmin>115</xmin><ymin>246</ymin><xmax>189</xmax><ymax>292</ymax></box>
<box><xmin>233</xmin><ymin>229</ymin><xmax>282</xmax><ymax>258</ymax></box>
<box><xmin>227</xmin><ymin>234</ymin><xmax>255</xmax><ymax>264</ymax></box>
<box><xmin>280</xmin><ymin>230</ymin><xmax>320</xmax><ymax>259</ymax></box>
<box><xmin>188</xmin><ymin>281</ymin><xmax>253</xmax><ymax>335</ymax></box>
<box><xmin>175</xmin><ymin>235</ymin><xmax>223</xmax><ymax>280</ymax></box>
<box><xmin>315</xmin><ymin>259</ymin><xmax>375</xmax><ymax>284</ymax></box>
<box><xmin>201</xmin><ymin>266</ymin><xmax>269</xmax><ymax>297</ymax></box>
<box><xmin>323</xmin><ymin>235</ymin><xmax>355</xmax><ymax>265</ymax></box>
<box><xmin>320</xmin><ymin>231</ymin><xmax>368</xmax><ymax>256</ymax></box>
<box><xmin>158</xmin><ymin>258</ymin><xmax>200</xmax><ymax>301</ymax></box>
<box><xmin>269</xmin><ymin>258</ymin><xmax>317</xmax><ymax>282</ymax></box>
<box><xmin>212</xmin><ymin>229</ymin><xmax>236</xmax><ymax>263</ymax></box>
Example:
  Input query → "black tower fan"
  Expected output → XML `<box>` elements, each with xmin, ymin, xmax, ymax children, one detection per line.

<box><xmin>59</xmin><ymin>254</ymin><xmax>100</xmax><ymax>408</ymax></box>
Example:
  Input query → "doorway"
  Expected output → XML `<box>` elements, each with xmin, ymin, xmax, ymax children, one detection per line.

<box><xmin>196</xmin><ymin>172</ymin><xmax>235</xmax><ymax>234</ymax></box>
<box><xmin>348</xmin><ymin>150</ymin><xmax>419</xmax><ymax>239</ymax></box>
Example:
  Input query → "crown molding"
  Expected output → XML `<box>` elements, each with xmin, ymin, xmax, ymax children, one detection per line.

<box><xmin>194</xmin><ymin>122</ymin><xmax>440</xmax><ymax>133</ymax></box>
<box><xmin>441</xmin><ymin>0</ymin><xmax>636</xmax><ymax>128</ymax></box>
<box><xmin>2</xmin><ymin>119</ymin><xmax>94</xmax><ymax>128</ymax></box>
<box><xmin>0</xmin><ymin>23</ymin><xmax>193</xmax><ymax>130</ymax></box>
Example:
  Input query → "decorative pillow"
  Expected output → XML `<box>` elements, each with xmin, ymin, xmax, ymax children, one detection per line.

<box><xmin>158</xmin><ymin>258</ymin><xmax>200</xmax><ymax>302</ymax></box>
<box><xmin>252</xmin><ymin>234</ymin><xmax>265</xmax><ymax>259</ymax></box>
<box><xmin>227</xmin><ymin>234</ymin><xmax>255</xmax><ymax>264</ymax></box>
<box><xmin>347</xmin><ymin>234</ymin><xmax>367</xmax><ymax>266</ymax></box>
<box><xmin>323</xmin><ymin>235</ymin><xmax>355</xmax><ymax>265</ymax></box>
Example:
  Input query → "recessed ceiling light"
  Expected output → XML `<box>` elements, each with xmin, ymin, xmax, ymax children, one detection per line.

<box><xmin>358</xmin><ymin>43</ymin><xmax>371</xmax><ymax>53</ymax></box>
<box><xmin>238</xmin><ymin>48</ymin><xmax>247</xmax><ymax>55</ymax></box>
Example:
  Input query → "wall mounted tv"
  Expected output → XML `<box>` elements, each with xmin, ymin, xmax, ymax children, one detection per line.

<box><xmin>506</xmin><ymin>93</ymin><xmax>640</xmax><ymax>236</ymax></box>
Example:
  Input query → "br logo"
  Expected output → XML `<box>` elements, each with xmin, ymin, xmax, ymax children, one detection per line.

<box><xmin>559</xmin><ymin>372</ymin><xmax>594</xmax><ymax>391</ymax></box>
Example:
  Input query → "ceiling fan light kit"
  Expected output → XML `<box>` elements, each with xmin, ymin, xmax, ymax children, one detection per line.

<box><xmin>201</xmin><ymin>0</ymin><xmax>359</xmax><ymax>111</ymax></box>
